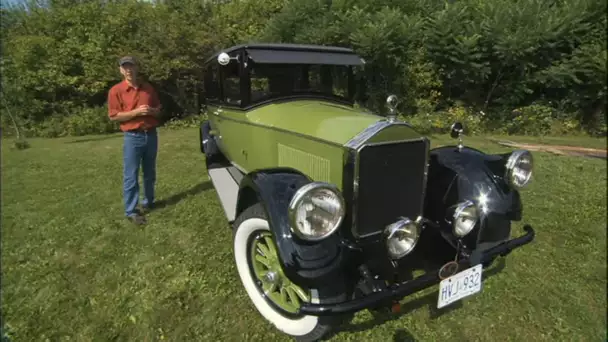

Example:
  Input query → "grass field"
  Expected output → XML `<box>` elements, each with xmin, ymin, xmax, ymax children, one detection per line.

<box><xmin>2</xmin><ymin>127</ymin><xmax>606</xmax><ymax>341</ymax></box>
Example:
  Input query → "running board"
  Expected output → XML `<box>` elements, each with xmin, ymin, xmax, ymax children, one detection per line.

<box><xmin>208</xmin><ymin>166</ymin><xmax>243</xmax><ymax>223</ymax></box>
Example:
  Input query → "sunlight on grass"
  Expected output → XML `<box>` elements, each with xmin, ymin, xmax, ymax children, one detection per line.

<box><xmin>1</xmin><ymin>128</ymin><xmax>606</xmax><ymax>341</ymax></box>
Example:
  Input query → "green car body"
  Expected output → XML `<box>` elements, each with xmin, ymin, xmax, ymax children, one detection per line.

<box><xmin>199</xmin><ymin>43</ymin><xmax>537</xmax><ymax>342</ymax></box>
<box><xmin>209</xmin><ymin>99</ymin><xmax>422</xmax><ymax>189</ymax></box>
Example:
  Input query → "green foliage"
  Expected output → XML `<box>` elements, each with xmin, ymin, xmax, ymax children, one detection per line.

<box><xmin>406</xmin><ymin>102</ymin><xmax>586</xmax><ymax>137</ymax></box>
<box><xmin>12</xmin><ymin>138</ymin><xmax>30</xmax><ymax>150</ymax></box>
<box><xmin>260</xmin><ymin>0</ymin><xmax>607</xmax><ymax>134</ymax></box>
<box><xmin>163</xmin><ymin>114</ymin><xmax>206</xmax><ymax>130</ymax></box>
<box><xmin>62</xmin><ymin>106</ymin><xmax>120</xmax><ymax>136</ymax></box>
<box><xmin>502</xmin><ymin>104</ymin><xmax>584</xmax><ymax>136</ymax></box>
<box><xmin>1</xmin><ymin>0</ymin><xmax>606</xmax><ymax>137</ymax></box>
<box><xmin>406</xmin><ymin>104</ymin><xmax>485</xmax><ymax>135</ymax></box>
<box><xmin>210</xmin><ymin>0</ymin><xmax>285</xmax><ymax>45</ymax></box>
<box><xmin>22</xmin><ymin>106</ymin><xmax>119</xmax><ymax>138</ymax></box>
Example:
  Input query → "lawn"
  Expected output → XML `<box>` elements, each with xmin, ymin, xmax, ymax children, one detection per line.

<box><xmin>2</xmin><ymin>127</ymin><xmax>606</xmax><ymax>341</ymax></box>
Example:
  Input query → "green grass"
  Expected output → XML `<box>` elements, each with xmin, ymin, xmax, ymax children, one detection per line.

<box><xmin>2</xmin><ymin>128</ymin><xmax>606</xmax><ymax>341</ymax></box>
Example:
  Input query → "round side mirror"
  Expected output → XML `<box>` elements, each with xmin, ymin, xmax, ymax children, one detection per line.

<box><xmin>450</xmin><ymin>122</ymin><xmax>464</xmax><ymax>139</ymax></box>
<box><xmin>218</xmin><ymin>52</ymin><xmax>230</xmax><ymax>66</ymax></box>
<box><xmin>386</xmin><ymin>95</ymin><xmax>398</xmax><ymax>112</ymax></box>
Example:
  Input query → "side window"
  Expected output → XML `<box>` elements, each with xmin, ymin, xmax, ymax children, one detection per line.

<box><xmin>308</xmin><ymin>65</ymin><xmax>333</xmax><ymax>94</ymax></box>
<box><xmin>221</xmin><ymin>56</ymin><xmax>241</xmax><ymax>106</ymax></box>
<box><xmin>203</xmin><ymin>64</ymin><xmax>220</xmax><ymax>102</ymax></box>
<box><xmin>250</xmin><ymin>67</ymin><xmax>270</xmax><ymax>102</ymax></box>
<box><xmin>248</xmin><ymin>64</ymin><xmax>305</xmax><ymax>103</ymax></box>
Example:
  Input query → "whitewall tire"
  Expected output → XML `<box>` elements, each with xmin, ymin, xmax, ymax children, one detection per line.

<box><xmin>232</xmin><ymin>203</ymin><xmax>347</xmax><ymax>342</ymax></box>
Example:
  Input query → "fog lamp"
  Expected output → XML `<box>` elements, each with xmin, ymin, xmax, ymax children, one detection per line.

<box><xmin>384</xmin><ymin>218</ymin><xmax>420</xmax><ymax>259</ymax></box>
<box><xmin>453</xmin><ymin>200</ymin><xmax>478</xmax><ymax>237</ymax></box>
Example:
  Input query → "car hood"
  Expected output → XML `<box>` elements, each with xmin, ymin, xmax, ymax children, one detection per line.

<box><xmin>245</xmin><ymin>100</ymin><xmax>382</xmax><ymax>145</ymax></box>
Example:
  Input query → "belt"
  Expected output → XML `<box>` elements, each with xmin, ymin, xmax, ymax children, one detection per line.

<box><xmin>127</xmin><ymin>127</ymin><xmax>156</xmax><ymax>133</ymax></box>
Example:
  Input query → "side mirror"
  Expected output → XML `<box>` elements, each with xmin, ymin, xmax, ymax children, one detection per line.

<box><xmin>218</xmin><ymin>52</ymin><xmax>239</xmax><ymax>66</ymax></box>
<box><xmin>218</xmin><ymin>52</ymin><xmax>230</xmax><ymax>66</ymax></box>
<box><xmin>386</xmin><ymin>94</ymin><xmax>398</xmax><ymax>122</ymax></box>
<box><xmin>450</xmin><ymin>122</ymin><xmax>464</xmax><ymax>150</ymax></box>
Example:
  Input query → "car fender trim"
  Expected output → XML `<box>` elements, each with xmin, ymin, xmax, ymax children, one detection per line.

<box><xmin>237</xmin><ymin>168</ymin><xmax>348</xmax><ymax>286</ymax></box>
<box><xmin>423</xmin><ymin>146</ymin><xmax>524</xmax><ymax>249</ymax></box>
<box><xmin>297</xmin><ymin>224</ymin><xmax>536</xmax><ymax>316</ymax></box>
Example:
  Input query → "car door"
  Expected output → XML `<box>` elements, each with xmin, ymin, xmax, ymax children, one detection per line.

<box><xmin>203</xmin><ymin>62</ymin><xmax>224</xmax><ymax>148</ymax></box>
<box><xmin>211</xmin><ymin>52</ymin><xmax>252</xmax><ymax>170</ymax></box>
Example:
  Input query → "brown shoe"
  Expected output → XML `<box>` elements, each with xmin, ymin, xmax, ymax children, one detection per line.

<box><xmin>127</xmin><ymin>213</ymin><xmax>147</xmax><ymax>225</ymax></box>
<box><xmin>137</xmin><ymin>204</ymin><xmax>154</xmax><ymax>215</ymax></box>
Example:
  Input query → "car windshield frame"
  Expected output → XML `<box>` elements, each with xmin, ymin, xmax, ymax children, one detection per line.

<box><xmin>245</xmin><ymin>61</ymin><xmax>356</xmax><ymax>107</ymax></box>
<box><xmin>204</xmin><ymin>45</ymin><xmax>365</xmax><ymax>110</ymax></box>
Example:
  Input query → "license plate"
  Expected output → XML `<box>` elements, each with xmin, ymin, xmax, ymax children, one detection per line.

<box><xmin>437</xmin><ymin>264</ymin><xmax>483</xmax><ymax>309</ymax></box>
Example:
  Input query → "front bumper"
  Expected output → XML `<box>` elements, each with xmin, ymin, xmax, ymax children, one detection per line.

<box><xmin>297</xmin><ymin>224</ymin><xmax>535</xmax><ymax>316</ymax></box>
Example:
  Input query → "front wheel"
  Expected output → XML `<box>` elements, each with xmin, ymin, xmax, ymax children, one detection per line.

<box><xmin>233</xmin><ymin>203</ymin><xmax>348</xmax><ymax>342</ymax></box>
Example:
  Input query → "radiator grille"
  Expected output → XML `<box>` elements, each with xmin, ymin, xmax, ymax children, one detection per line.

<box><xmin>353</xmin><ymin>139</ymin><xmax>429</xmax><ymax>238</ymax></box>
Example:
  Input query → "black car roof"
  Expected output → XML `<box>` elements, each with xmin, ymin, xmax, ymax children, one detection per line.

<box><xmin>204</xmin><ymin>43</ymin><xmax>365</xmax><ymax>66</ymax></box>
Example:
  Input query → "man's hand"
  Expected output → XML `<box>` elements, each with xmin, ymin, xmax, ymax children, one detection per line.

<box><xmin>135</xmin><ymin>105</ymin><xmax>151</xmax><ymax>116</ymax></box>
<box><xmin>110</xmin><ymin>106</ymin><xmax>147</xmax><ymax>122</ymax></box>
<box><xmin>148</xmin><ymin>105</ymin><xmax>162</xmax><ymax>117</ymax></box>
<box><xmin>110</xmin><ymin>105</ymin><xmax>161</xmax><ymax>122</ymax></box>
<box><xmin>135</xmin><ymin>105</ymin><xmax>162</xmax><ymax>116</ymax></box>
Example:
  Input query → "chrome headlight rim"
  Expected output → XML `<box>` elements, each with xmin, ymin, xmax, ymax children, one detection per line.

<box><xmin>384</xmin><ymin>217</ymin><xmax>421</xmax><ymax>260</ymax></box>
<box><xmin>287</xmin><ymin>181</ymin><xmax>346</xmax><ymax>242</ymax></box>
<box><xmin>505</xmin><ymin>149</ymin><xmax>534</xmax><ymax>189</ymax></box>
<box><xmin>452</xmin><ymin>200</ymin><xmax>479</xmax><ymax>237</ymax></box>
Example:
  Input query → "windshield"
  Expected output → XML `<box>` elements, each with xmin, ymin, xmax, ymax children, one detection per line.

<box><xmin>248</xmin><ymin>63</ymin><xmax>353</xmax><ymax>104</ymax></box>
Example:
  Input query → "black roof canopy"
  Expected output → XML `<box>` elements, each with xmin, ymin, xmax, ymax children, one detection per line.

<box><xmin>205</xmin><ymin>43</ymin><xmax>366</xmax><ymax>66</ymax></box>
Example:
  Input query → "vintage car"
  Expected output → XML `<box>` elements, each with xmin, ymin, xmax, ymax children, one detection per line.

<box><xmin>199</xmin><ymin>43</ymin><xmax>536</xmax><ymax>341</ymax></box>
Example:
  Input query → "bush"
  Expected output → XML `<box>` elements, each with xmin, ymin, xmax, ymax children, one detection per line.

<box><xmin>502</xmin><ymin>104</ymin><xmax>582</xmax><ymax>136</ymax></box>
<box><xmin>162</xmin><ymin>114</ymin><xmax>204</xmax><ymax>130</ymax></box>
<box><xmin>162</xmin><ymin>107</ymin><xmax>209</xmax><ymax>130</ymax></box>
<box><xmin>34</xmin><ymin>115</ymin><xmax>66</xmax><ymax>138</ymax></box>
<box><xmin>13</xmin><ymin>138</ymin><xmax>30</xmax><ymax>150</ymax></box>
<box><xmin>29</xmin><ymin>106</ymin><xmax>119</xmax><ymax>138</ymax></box>
<box><xmin>406</xmin><ymin>103</ymin><xmax>586</xmax><ymax>137</ymax></box>
<box><xmin>405</xmin><ymin>104</ymin><xmax>486</xmax><ymax>135</ymax></box>
<box><xmin>2</xmin><ymin>0</ymin><xmax>606</xmax><ymax>138</ymax></box>
<box><xmin>63</xmin><ymin>106</ymin><xmax>120</xmax><ymax>136</ymax></box>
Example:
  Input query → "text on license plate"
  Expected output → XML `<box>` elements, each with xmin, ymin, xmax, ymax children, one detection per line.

<box><xmin>437</xmin><ymin>264</ymin><xmax>483</xmax><ymax>309</ymax></box>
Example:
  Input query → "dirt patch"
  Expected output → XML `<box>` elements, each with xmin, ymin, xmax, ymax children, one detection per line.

<box><xmin>491</xmin><ymin>140</ymin><xmax>607</xmax><ymax>159</ymax></box>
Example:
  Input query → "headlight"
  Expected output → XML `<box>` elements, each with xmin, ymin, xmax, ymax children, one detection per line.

<box><xmin>505</xmin><ymin>150</ymin><xmax>534</xmax><ymax>189</ymax></box>
<box><xmin>453</xmin><ymin>200</ymin><xmax>478</xmax><ymax>237</ymax></box>
<box><xmin>288</xmin><ymin>182</ymin><xmax>346</xmax><ymax>241</ymax></box>
<box><xmin>384</xmin><ymin>218</ymin><xmax>420</xmax><ymax>259</ymax></box>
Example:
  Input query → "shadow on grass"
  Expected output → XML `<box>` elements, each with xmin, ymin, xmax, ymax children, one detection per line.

<box><xmin>65</xmin><ymin>135</ymin><xmax>121</xmax><ymax>144</ymax></box>
<box><xmin>392</xmin><ymin>329</ymin><xmax>417</xmax><ymax>342</ymax></box>
<box><xmin>153</xmin><ymin>181</ymin><xmax>213</xmax><ymax>209</ymax></box>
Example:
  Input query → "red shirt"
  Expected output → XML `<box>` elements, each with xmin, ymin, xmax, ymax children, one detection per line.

<box><xmin>107</xmin><ymin>80</ymin><xmax>160</xmax><ymax>131</ymax></box>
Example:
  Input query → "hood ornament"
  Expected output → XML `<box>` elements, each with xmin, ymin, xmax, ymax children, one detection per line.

<box><xmin>450</xmin><ymin>122</ymin><xmax>464</xmax><ymax>150</ymax></box>
<box><xmin>386</xmin><ymin>95</ymin><xmax>398</xmax><ymax>122</ymax></box>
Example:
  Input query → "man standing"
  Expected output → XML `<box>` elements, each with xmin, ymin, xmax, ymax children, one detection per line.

<box><xmin>107</xmin><ymin>56</ymin><xmax>161</xmax><ymax>225</ymax></box>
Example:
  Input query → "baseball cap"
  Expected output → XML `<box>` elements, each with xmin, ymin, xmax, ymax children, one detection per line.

<box><xmin>119</xmin><ymin>56</ymin><xmax>137</xmax><ymax>66</ymax></box>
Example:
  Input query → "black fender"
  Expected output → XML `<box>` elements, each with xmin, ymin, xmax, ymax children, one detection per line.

<box><xmin>235</xmin><ymin>168</ymin><xmax>349</xmax><ymax>289</ymax></box>
<box><xmin>200</xmin><ymin>120</ymin><xmax>219</xmax><ymax>157</ymax></box>
<box><xmin>423</xmin><ymin>145</ymin><xmax>523</xmax><ymax>251</ymax></box>
<box><xmin>200</xmin><ymin>120</ymin><xmax>229</xmax><ymax>170</ymax></box>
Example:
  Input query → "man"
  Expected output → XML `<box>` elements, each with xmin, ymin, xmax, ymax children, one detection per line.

<box><xmin>107</xmin><ymin>56</ymin><xmax>162</xmax><ymax>225</ymax></box>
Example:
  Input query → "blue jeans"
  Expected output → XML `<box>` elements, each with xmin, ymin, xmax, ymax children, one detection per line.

<box><xmin>123</xmin><ymin>129</ymin><xmax>158</xmax><ymax>217</ymax></box>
